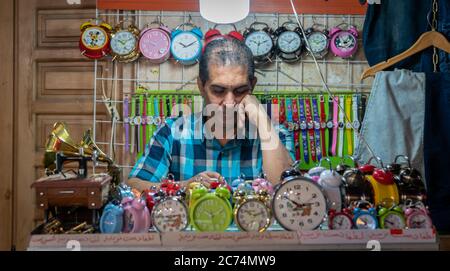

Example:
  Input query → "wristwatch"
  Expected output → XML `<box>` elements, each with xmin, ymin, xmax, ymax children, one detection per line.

<box><xmin>352</xmin><ymin>94</ymin><xmax>360</xmax><ymax>150</ymax></box>
<box><xmin>130</xmin><ymin>96</ymin><xmax>136</xmax><ymax>154</ymax></box>
<box><xmin>291</xmin><ymin>98</ymin><xmax>301</xmax><ymax>161</ymax></box>
<box><xmin>326</xmin><ymin>97</ymin><xmax>334</xmax><ymax>157</ymax></box>
<box><xmin>332</xmin><ymin>97</ymin><xmax>339</xmax><ymax>156</ymax></box>
<box><xmin>298</xmin><ymin>98</ymin><xmax>310</xmax><ymax>164</ymax></box>
<box><xmin>338</xmin><ymin>96</ymin><xmax>345</xmax><ymax>157</ymax></box>
<box><xmin>319</xmin><ymin>96</ymin><xmax>327</xmax><ymax>157</ymax></box>
<box><xmin>285</xmin><ymin>98</ymin><xmax>293</xmax><ymax>131</ymax></box>
<box><xmin>123</xmin><ymin>95</ymin><xmax>130</xmax><ymax>153</ymax></box>
<box><xmin>304</xmin><ymin>98</ymin><xmax>317</xmax><ymax>162</ymax></box>
<box><xmin>312</xmin><ymin>98</ymin><xmax>323</xmax><ymax>162</ymax></box>
<box><xmin>345</xmin><ymin>96</ymin><xmax>353</xmax><ymax>156</ymax></box>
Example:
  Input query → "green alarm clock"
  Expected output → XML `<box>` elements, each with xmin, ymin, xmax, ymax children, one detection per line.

<box><xmin>189</xmin><ymin>185</ymin><xmax>233</xmax><ymax>232</ymax></box>
<box><xmin>378</xmin><ymin>205</ymin><xmax>406</xmax><ymax>229</ymax></box>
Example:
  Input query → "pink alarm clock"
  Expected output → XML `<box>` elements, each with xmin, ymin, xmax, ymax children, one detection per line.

<box><xmin>121</xmin><ymin>197</ymin><xmax>151</xmax><ymax>233</ymax></box>
<box><xmin>252</xmin><ymin>177</ymin><xmax>274</xmax><ymax>195</ymax></box>
<box><xmin>329</xmin><ymin>24</ymin><xmax>358</xmax><ymax>59</ymax></box>
<box><xmin>405</xmin><ymin>203</ymin><xmax>433</xmax><ymax>229</ymax></box>
<box><xmin>139</xmin><ymin>24</ymin><xmax>171</xmax><ymax>63</ymax></box>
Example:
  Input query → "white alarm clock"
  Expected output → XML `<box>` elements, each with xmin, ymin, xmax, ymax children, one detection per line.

<box><xmin>170</xmin><ymin>22</ymin><xmax>203</xmax><ymax>65</ymax></box>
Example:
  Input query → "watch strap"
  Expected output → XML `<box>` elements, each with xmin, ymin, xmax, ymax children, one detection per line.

<box><xmin>338</xmin><ymin>96</ymin><xmax>345</xmax><ymax>157</ymax></box>
<box><xmin>305</xmin><ymin>98</ymin><xmax>317</xmax><ymax>162</ymax></box>
<box><xmin>286</xmin><ymin>98</ymin><xmax>293</xmax><ymax>131</ymax></box>
<box><xmin>298</xmin><ymin>98</ymin><xmax>309</xmax><ymax>164</ymax></box>
<box><xmin>136</xmin><ymin>97</ymin><xmax>141</xmax><ymax>154</ymax></box>
<box><xmin>130</xmin><ymin>96</ymin><xmax>136</xmax><ymax>154</ymax></box>
<box><xmin>291</xmin><ymin>98</ymin><xmax>301</xmax><ymax>161</ymax></box>
<box><xmin>311</xmin><ymin>98</ymin><xmax>322</xmax><ymax>162</ymax></box>
<box><xmin>319</xmin><ymin>95</ymin><xmax>327</xmax><ymax>158</ymax></box>
<box><xmin>279</xmin><ymin>98</ymin><xmax>286</xmax><ymax>125</ymax></box>
<box><xmin>345</xmin><ymin>96</ymin><xmax>352</xmax><ymax>156</ymax></box>
<box><xmin>328</xmin><ymin>97</ymin><xmax>333</xmax><ymax>157</ymax></box>
<box><xmin>332</xmin><ymin>96</ymin><xmax>338</xmax><ymax>156</ymax></box>
<box><xmin>352</xmin><ymin>94</ymin><xmax>359</xmax><ymax>152</ymax></box>
<box><xmin>142</xmin><ymin>96</ymin><xmax>147</xmax><ymax>150</ymax></box>
<box><xmin>159</xmin><ymin>97</ymin><xmax>164</xmax><ymax>125</ymax></box>
<box><xmin>147</xmin><ymin>95</ymin><xmax>153</xmax><ymax>139</ymax></box>
<box><xmin>124</xmin><ymin>95</ymin><xmax>129</xmax><ymax>153</ymax></box>
<box><xmin>272</xmin><ymin>97</ymin><xmax>279</xmax><ymax>124</ymax></box>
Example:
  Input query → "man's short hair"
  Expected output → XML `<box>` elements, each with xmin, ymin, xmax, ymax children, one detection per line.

<box><xmin>199</xmin><ymin>38</ymin><xmax>255</xmax><ymax>85</ymax></box>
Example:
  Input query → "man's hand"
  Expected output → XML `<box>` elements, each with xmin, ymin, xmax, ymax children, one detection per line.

<box><xmin>185</xmin><ymin>171</ymin><xmax>222</xmax><ymax>188</ymax></box>
<box><xmin>239</xmin><ymin>94</ymin><xmax>268</xmax><ymax>127</ymax></box>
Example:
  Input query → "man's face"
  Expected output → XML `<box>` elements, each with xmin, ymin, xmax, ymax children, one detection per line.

<box><xmin>198</xmin><ymin>64</ymin><xmax>257</xmax><ymax>136</ymax></box>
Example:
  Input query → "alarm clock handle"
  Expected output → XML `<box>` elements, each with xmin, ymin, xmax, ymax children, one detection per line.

<box><xmin>394</xmin><ymin>155</ymin><xmax>412</xmax><ymax>169</ymax></box>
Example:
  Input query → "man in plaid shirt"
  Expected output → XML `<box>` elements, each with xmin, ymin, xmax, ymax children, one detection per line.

<box><xmin>128</xmin><ymin>38</ymin><xmax>294</xmax><ymax>190</ymax></box>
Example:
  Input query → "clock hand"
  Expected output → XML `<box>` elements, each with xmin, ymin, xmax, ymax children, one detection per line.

<box><xmin>179</xmin><ymin>42</ymin><xmax>188</xmax><ymax>48</ymax></box>
<box><xmin>185</xmin><ymin>40</ymin><xmax>198</xmax><ymax>47</ymax></box>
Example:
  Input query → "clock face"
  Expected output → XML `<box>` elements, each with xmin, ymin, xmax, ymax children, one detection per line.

<box><xmin>152</xmin><ymin>198</ymin><xmax>188</xmax><ymax>232</ymax></box>
<box><xmin>354</xmin><ymin>213</ymin><xmax>377</xmax><ymax>230</ymax></box>
<box><xmin>330</xmin><ymin>213</ymin><xmax>353</xmax><ymax>230</ymax></box>
<box><xmin>273</xmin><ymin>178</ymin><xmax>327</xmax><ymax>231</ymax></box>
<box><xmin>111</xmin><ymin>30</ymin><xmax>137</xmax><ymax>56</ymax></box>
<box><xmin>277</xmin><ymin>31</ymin><xmax>302</xmax><ymax>54</ymax></box>
<box><xmin>408</xmin><ymin>213</ymin><xmax>432</xmax><ymax>229</ymax></box>
<box><xmin>140</xmin><ymin>29</ymin><xmax>171</xmax><ymax>60</ymax></box>
<box><xmin>382</xmin><ymin>213</ymin><xmax>405</xmax><ymax>229</ymax></box>
<box><xmin>236</xmin><ymin>199</ymin><xmax>271</xmax><ymax>232</ymax></box>
<box><xmin>245</xmin><ymin>31</ymin><xmax>273</xmax><ymax>57</ymax></box>
<box><xmin>307</xmin><ymin>32</ymin><xmax>328</xmax><ymax>54</ymax></box>
<box><xmin>171</xmin><ymin>32</ymin><xmax>201</xmax><ymax>61</ymax></box>
<box><xmin>334</xmin><ymin>32</ymin><xmax>357</xmax><ymax>52</ymax></box>
<box><xmin>82</xmin><ymin>26</ymin><xmax>108</xmax><ymax>50</ymax></box>
<box><xmin>192</xmin><ymin>195</ymin><xmax>231</xmax><ymax>232</ymax></box>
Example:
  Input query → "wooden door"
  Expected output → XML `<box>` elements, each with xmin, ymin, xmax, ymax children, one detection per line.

<box><xmin>13</xmin><ymin>0</ymin><xmax>112</xmax><ymax>250</ymax></box>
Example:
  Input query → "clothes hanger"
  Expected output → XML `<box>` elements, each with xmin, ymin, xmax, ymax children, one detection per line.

<box><xmin>361</xmin><ymin>30</ymin><xmax>450</xmax><ymax>80</ymax></box>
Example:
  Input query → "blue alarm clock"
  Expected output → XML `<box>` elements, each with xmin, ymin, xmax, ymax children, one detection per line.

<box><xmin>170</xmin><ymin>22</ymin><xmax>203</xmax><ymax>65</ymax></box>
<box><xmin>100</xmin><ymin>202</ymin><xmax>124</xmax><ymax>233</ymax></box>
<box><xmin>353</xmin><ymin>206</ymin><xmax>378</xmax><ymax>230</ymax></box>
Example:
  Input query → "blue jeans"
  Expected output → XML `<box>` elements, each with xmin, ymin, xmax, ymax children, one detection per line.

<box><xmin>424</xmin><ymin>72</ymin><xmax>450</xmax><ymax>232</ymax></box>
<box><xmin>363</xmin><ymin>0</ymin><xmax>450</xmax><ymax>72</ymax></box>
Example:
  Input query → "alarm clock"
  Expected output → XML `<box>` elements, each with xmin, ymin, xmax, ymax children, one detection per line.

<box><xmin>203</xmin><ymin>24</ymin><xmax>244</xmax><ymax>52</ymax></box>
<box><xmin>389</xmin><ymin>155</ymin><xmax>426</xmax><ymax>203</ymax></box>
<box><xmin>352</xmin><ymin>201</ymin><xmax>378</xmax><ymax>230</ymax></box>
<box><xmin>170</xmin><ymin>22</ymin><xmax>203</xmax><ymax>65</ymax></box>
<box><xmin>274</xmin><ymin>21</ymin><xmax>304</xmax><ymax>62</ymax></box>
<box><xmin>99</xmin><ymin>201</ymin><xmax>124</xmax><ymax>233</ymax></box>
<box><xmin>378</xmin><ymin>205</ymin><xmax>406</xmax><ymax>229</ymax></box>
<box><xmin>79</xmin><ymin>19</ymin><xmax>112</xmax><ymax>59</ymax></box>
<box><xmin>139</xmin><ymin>23</ymin><xmax>172</xmax><ymax>64</ymax></box>
<box><xmin>234</xmin><ymin>189</ymin><xmax>272</xmax><ymax>232</ymax></box>
<box><xmin>404</xmin><ymin>202</ymin><xmax>433</xmax><ymax>229</ymax></box>
<box><xmin>329</xmin><ymin>23</ymin><xmax>358</xmax><ymax>59</ymax></box>
<box><xmin>243</xmin><ymin>22</ymin><xmax>275</xmax><ymax>66</ymax></box>
<box><xmin>328</xmin><ymin>208</ymin><xmax>354</xmax><ymax>230</ymax></box>
<box><xmin>252</xmin><ymin>174</ymin><xmax>274</xmax><ymax>196</ymax></box>
<box><xmin>121</xmin><ymin>197</ymin><xmax>151</xmax><ymax>233</ymax></box>
<box><xmin>304</xmin><ymin>24</ymin><xmax>329</xmax><ymax>59</ymax></box>
<box><xmin>189</xmin><ymin>184</ymin><xmax>233</xmax><ymax>232</ymax></box>
<box><xmin>317</xmin><ymin>158</ymin><xmax>344</xmax><ymax>212</ymax></box>
<box><xmin>110</xmin><ymin>21</ymin><xmax>140</xmax><ymax>63</ymax></box>
<box><xmin>151</xmin><ymin>194</ymin><xmax>189</xmax><ymax>232</ymax></box>
<box><xmin>273</xmin><ymin>171</ymin><xmax>328</xmax><ymax>231</ymax></box>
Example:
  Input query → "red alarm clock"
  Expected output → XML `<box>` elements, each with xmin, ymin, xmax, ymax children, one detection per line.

<box><xmin>79</xmin><ymin>19</ymin><xmax>112</xmax><ymax>59</ymax></box>
<box><xmin>203</xmin><ymin>24</ymin><xmax>244</xmax><ymax>52</ymax></box>
<box><xmin>160</xmin><ymin>174</ymin><xmax>181</xmax><ymax>196</ymax></box>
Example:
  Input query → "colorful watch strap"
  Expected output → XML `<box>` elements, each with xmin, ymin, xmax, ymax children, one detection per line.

<box><xmin>338</xmin><ymin>95</ymin><xmax>345</xmax><ymax>157</ymax></box>
<box><xmin>272</xmin><ymin>98</ymin><xmax>279</xmax><ymax>125</ymax></box>
<box><xmin>305</xmin><ymin>98</ymin><xmax>317</xmax><ymax>162</ymax></box>
<box><xmin>345</xmin><ymin>96</ymin><xmax>353</xmax><ymax>156</ymax></box>
<box><xmin>332</xmin><ymin>96</ymin><xmax>338</xmax><ymax>156</ymax></box>
<box><xmin>142</xmin><ymin>96</ymin><xmax>147</xmax><ymax>149</ymax></box>
<box><xmin>352</xmin><ymin>94</ymin><xmax>359</xmax><ymax>152</ymax></box>
<box><xmin>328</xmin><ymin>97</ymin><xmax>334</xmax><ymax>157</ymax></box>
<box><xmin>123</xmin><ymin>95</ymin><xmax>130</xmax><ymax>153</ymax></box>
<box><xmin>154</xmin><ymin>96</ymin><xmax>160</xmax><ymax>127</ymax></box>
<box><xmin>298</xmin><ymin>98</ymin><xmax>310</xmax><ymax>164</ymax></box>
<box><xmin>159</xmin><ymin>97</ymin><xmax>165</xmax><ymax>125</ymax></box>
<box><xmin>279</xmin><ymin>98</ymin><xmax>286</xmax><ymax>125</ymax></box>
<box><xmin>136</xmin><ymin>98</ymin><xmax>141</xmax><ymax>154</ymax></box>
<box><xmin>319</xmin><ymin>95</ymin><xmax>327</xmax><ymax>158</ymax></box>
<box><xmin>312</xmin><ymin>98</ymin><xmax>322</xmax><ymax>162</ymax></box>
<box><xmin>130</xmin><ymin>96</ymin><xmax>136</xmax><ymax>154</ymax></box>
<box><xmin>286</xmin><ymin>98</ymin><xmax>293</xmax><ymax>131</ymax></box>
<box><xmin>291</xmin><ymin>98</ymin><xmax>301</xmax><ymax>161</ymax></box>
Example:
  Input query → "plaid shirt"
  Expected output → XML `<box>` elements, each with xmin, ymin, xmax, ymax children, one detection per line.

<box><xmin>129</xmin><ymin>113</ymin><xmax>295</xmax><ymax>182</ymax></box>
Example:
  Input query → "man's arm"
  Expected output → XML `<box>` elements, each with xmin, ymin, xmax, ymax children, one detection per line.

<box><xmin>241</xmin><ymin>95</ymin><xmax>294</xmax><ymax>184</ymax></box>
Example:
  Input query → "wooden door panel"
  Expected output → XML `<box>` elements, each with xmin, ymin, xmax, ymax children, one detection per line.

<box><xmin>15</xmin><ymin>0</ymin><xmax>101</xmax><ymax>250</ymax></box>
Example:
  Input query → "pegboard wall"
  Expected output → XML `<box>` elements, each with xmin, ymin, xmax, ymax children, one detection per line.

<box><xmin>91</xmin><ymin>9</ymin><xmax>373</xmax><ymax>180</ymax></box>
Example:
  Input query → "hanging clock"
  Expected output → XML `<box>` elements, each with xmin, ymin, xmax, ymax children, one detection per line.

<box><xmin>170</xmin><ymin>22</ymin><xmax>203</xmax><ymax>65</ymax></box>
<box><xmin>110</xmin><ymin>21</ymin><xmax>140</xmax><ymax>63</ymax></box>
<box><xmin>272</xmin><ymin>174</ymin><xmax>328</xmax><ymax>231</ymax></box>
<box><xmin>79</xmin><ymin>19</ymin><xmax>112</xmax><ymax>59</ymax></box>
<box><xmin>243</xmin><ymin>22</ymin><xmax>275</xmax><ymax>66</ymax></box>
<box><xmin>305</xmin><ymin>24</ymin><xmax>329</xmax><ymax>59</ymax></box>
<box><xmin>140</xmin><ymin>22</ymin><xmax>172</xmax><ymax>64</ymax></box>
<box><xmin>329</xmin><ymin>23</ymin><xmax>359</xmax><ymax>59</ymax></box>
<box><xmin>274</xmin><ymin>21</ymin><xmax>304</xmax><ymax>63</ymax></box>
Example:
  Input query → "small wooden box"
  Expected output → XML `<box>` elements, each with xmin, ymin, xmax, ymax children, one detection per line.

<box><xmin>32</xmin><ymin>175</ymin><xmax>111</xmax><ymax>210</ymax></box>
